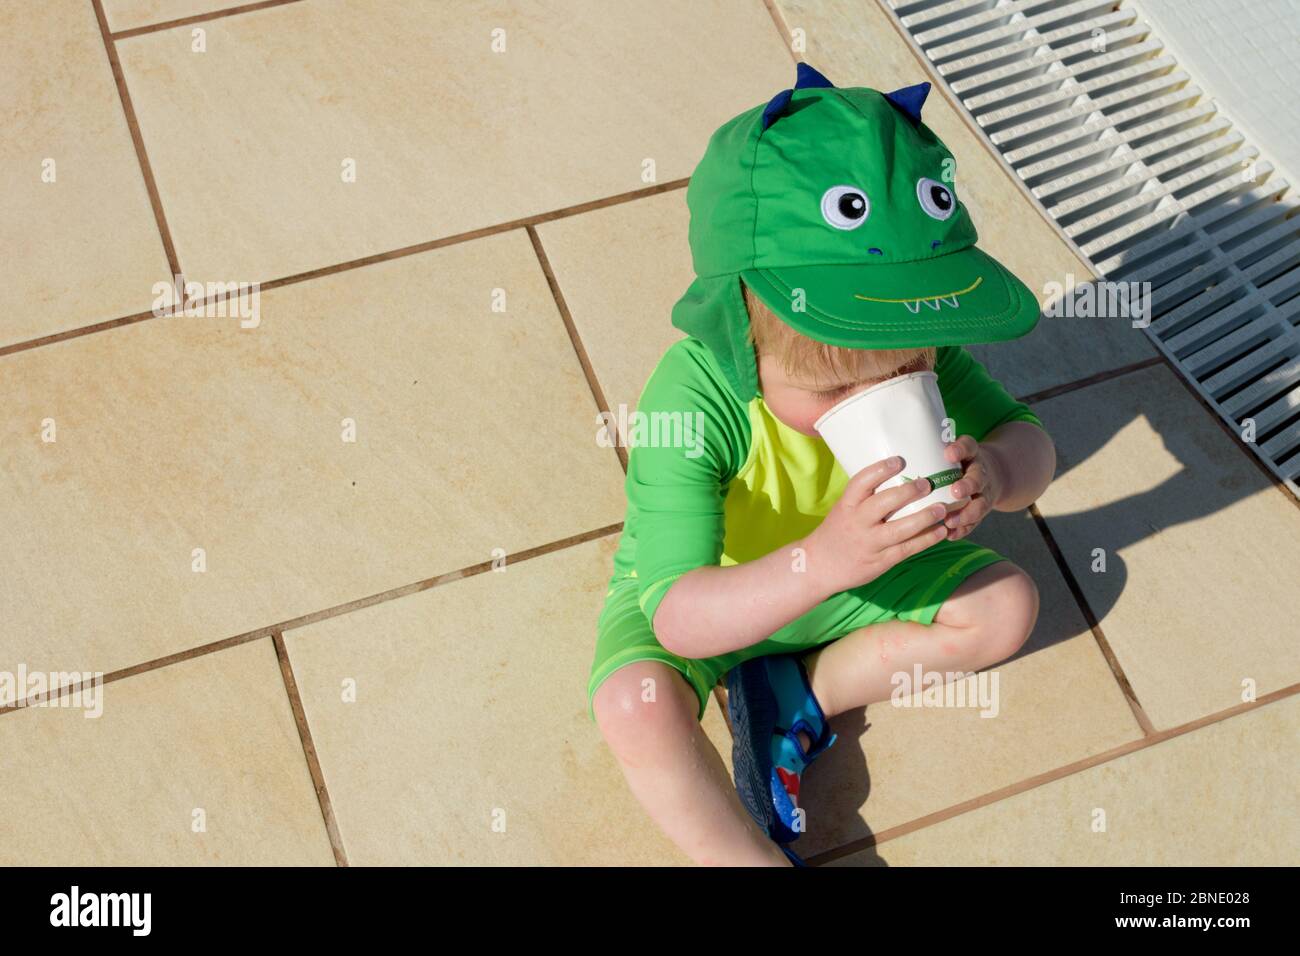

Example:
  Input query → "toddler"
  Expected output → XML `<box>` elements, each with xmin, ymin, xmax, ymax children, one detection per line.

<box><xmin>588</xmin><ymin>64</ymin><xmax>1056</xmax><ymax>866</ymax></box>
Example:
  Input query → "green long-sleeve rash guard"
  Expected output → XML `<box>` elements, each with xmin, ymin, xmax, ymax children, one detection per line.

<box><xmin>610</xmin><ymin>337</ymin><xmax>1044</xmax><ymax>630</ymax></box>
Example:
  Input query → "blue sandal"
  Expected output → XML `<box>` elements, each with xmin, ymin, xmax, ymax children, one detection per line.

<box><xmin>726</xmin><ymin>653</ymin><xmax>837</xmax><ymax>846</ymax></box>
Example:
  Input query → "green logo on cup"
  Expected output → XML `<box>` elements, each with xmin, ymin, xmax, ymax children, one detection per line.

<box><xmin>903</xmin><ymin>468</ymin><xmax>962</xmax><ymax>489</ymax></box>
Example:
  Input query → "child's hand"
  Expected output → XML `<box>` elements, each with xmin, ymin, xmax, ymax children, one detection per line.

<box><xmin>805</xmin><ymin>456</ymin><xmax>950</xmax><ymax>595</ymax></box>
<box><xmin>941</xmin><ymin>435</ymin><xmax>1006</xmax><ymax>540</ymax></box>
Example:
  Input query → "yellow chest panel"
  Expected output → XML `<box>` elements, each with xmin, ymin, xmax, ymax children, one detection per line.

<box><xmin>720</xmin><ymin>398</ymin><xmax>848</xmax><ymax>566</ymax></box>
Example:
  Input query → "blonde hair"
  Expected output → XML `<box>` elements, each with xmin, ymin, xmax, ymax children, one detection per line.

<box><xmin>742</xmin><ymin>281</ymin><xmax>934</xmax><ymax>388</ymax></box>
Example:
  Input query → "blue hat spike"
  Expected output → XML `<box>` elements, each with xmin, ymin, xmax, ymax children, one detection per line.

<box><xmin>883</xmin><ymin>81</ymin><xmax>931</xmax><ymax>126</ymax></box>
<box><xmin>761</xmin><ymin>88</ymin><xmax>794</xmax><ymax>130</ymax></box>
<box><xmin>763</xmin><ymin>63</ymin><xmax>836</xmax><ymax>130</ymax></box>
<box><xmin>794</xmin><ymin>62</ymin><xmax>834</xmax><ymax>89</ymax></box>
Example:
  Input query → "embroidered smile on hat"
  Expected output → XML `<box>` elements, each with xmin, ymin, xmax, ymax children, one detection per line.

<box><xmin>671</xmin><ymin>63</ymin><xmax>1041</xmax><ymax>402</ymax></box>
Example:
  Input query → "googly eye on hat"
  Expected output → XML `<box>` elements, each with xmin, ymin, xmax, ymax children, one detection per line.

<box><xmin>671</xmin><ymin>62</ymin><xmax>1041</xmax><ymax>403</ymax></box>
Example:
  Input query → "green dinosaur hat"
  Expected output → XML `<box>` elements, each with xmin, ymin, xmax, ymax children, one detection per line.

<box><xmin>672</xmin><ymin>63</ymin><xmax>1040</xmax><ymax>402</ymax></box>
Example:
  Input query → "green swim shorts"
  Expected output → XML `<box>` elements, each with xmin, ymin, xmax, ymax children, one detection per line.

<box><xmin>587</xmin><ymin>538</ymin><xmax>1006</xmax><ymax>723</ymax></box>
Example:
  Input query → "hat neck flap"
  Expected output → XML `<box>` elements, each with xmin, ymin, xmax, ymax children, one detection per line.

<box><xmin>670</xmin><ymin>274</ymin><xmax>760</xmax><ymax>404</ymax></box>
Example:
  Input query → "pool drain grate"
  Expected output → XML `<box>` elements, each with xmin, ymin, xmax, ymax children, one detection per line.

<box><xmin>885</xmin><ymin>0</ymin><xmax>1300</xmax><ymax>494</ymax></box>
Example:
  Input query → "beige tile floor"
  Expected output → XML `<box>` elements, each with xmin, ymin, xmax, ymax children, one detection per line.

<box><xmin>112</xmin><ymin>0</ymin><xmax>791</xmax><ymax>285</ymax></box>
<box><xmin>2</xmin><ymin>0</ymin><xmax>1296</xmax><ymax>866</ymax></box>
<box><xmin>284</xmin><ymin>536</ymin><xmax>735</xmax><ymax>866</ymax></box>
<box><xmin>1</xmin><ymin>231</ymin><xmax>626</xmax><ymax>685</ymax></box>
<box><xmin>0</xmin><ymin>638</ymin><xmax>335</xmax><ymax>866</ymax></box>
<box><xmin>1</xmin><ymin>1</ymin><xmax>171</xmax><ymax>346</ymax></box>
<box><xmin>828</xmin><ymin>693</ymin><xmax>1300</xmax><ymax>867</ymax></box>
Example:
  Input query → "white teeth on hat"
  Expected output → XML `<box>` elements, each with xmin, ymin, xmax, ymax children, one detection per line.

<box><xmin>902</xmin><ymin>295</ymin><xmax>960</xmax><ymax>314</ymax></box>
<box><xmin>855</xmin><ymin>275</ymin><xmax>983</xmax><ymax>312</ymax></box>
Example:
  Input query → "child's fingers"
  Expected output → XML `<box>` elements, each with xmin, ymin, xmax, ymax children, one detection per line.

<box><xmin>941</xmin><ymin>498</ymin><xmax>971</xmax><ymax>526</ymax></box>
<box><xmin>943</xmin><ymin>435</ymin><xmax>979</xmax><ymax>464</ymax></box>
<box><xmin>842</xmin><ymin>456</ymin><xmax>906</xmax><ymax>506</ymax></box>
<box><xmin>864</xmin><ymin>475</ymin><xmax>932</xmax><ymax>521</ymax></box>
<box><xmin>949</xmin><ymin>522</ymin><xmax>979</xmax><ymax>541</ymax></box>
<box><xmin>880</xmin><ymin>520</ymin><xmax>949</xmax><ymax>565</ymax></box>
<box><xmin>880</xmin><ymin>501</ymin><xmax>948</xmax><ymax>545</ymax></box>
<box><xmin>950</xmin><ymin>460</ymin><xmax>988</xmax><ymax>501</ymax></box>
<box><xmin>946</xmin><ymin>497</ymin><xmax>989</xmax><ymax>532</ymax></box>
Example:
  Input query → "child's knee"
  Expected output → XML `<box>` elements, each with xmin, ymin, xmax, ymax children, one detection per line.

<box><xmin>979</xmin><ymin>563</ymin><xmax>1038</xmax><ymax>660</ymax></box>
<box><xmin>592</xmin><ymin>661</ymin><xmax>699</xmax><ymax>760</ymax></box>
<box><xmin>938</xmin><ymin>562</ymin><xmax>1039</xmax><ymax>662</ymax></box>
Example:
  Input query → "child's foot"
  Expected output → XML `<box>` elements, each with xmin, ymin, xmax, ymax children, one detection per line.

<box><xmin>726</xmin><ymin>653</ymin><xmax>837</xmax><ymax>844</ymax></box>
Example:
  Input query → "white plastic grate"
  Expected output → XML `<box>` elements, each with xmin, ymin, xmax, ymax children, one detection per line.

<box><xmin>886</xmin><ymin>0</ymin><xmax>1300</xmax><ymax>493</ymax></box>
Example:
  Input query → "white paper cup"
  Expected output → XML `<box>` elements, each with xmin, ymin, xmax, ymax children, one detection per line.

<box><xmin>814</xmin><ymin>371</ymin><xmax>964</xmax><ymax>521</ymax></box>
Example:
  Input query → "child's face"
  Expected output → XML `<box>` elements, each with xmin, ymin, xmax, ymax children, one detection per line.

<box><xmin>758</xmin><ymin>350</ymin><xmax>932</xmax><ymax>437</ymax></box>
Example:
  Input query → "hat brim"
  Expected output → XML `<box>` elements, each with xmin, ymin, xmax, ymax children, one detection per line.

<box><xmin>741</xmin><ymin>245</ymin><xmax>1040</xmax><ymax>350</ymax></box>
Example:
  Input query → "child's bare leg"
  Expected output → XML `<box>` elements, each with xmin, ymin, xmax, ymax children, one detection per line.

<box><xmin>593</xmin><ymin>660</ymin><xmax>790</xmax><ymax>866</ymax></box>
<box><xmin>804</xmin><ymin>562</ymin><xmax>1038</xmax><ymax>718</ymax></box>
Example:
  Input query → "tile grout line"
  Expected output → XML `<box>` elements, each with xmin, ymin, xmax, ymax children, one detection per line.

<box><xmin>711</xmin><ymin>685</ymin><xmax>733</xmax><ymax>735</ymax></box>
<box><xmin>1026</xmin><ymin>502</ymin><xmax>1157</xmax><ymax>736</ymax></box>
<box><xmin>0</xmin><ymin>522</ymin><xmax>623</xmax><ymax>715</ymax></box>
<box><xmin>805</xmin><ymin>680</ymin><xmax>1300</xmax><ymax>866</ymax></box>
<box><xmin>91</xmin><ymin>0</ymin><xmax>182</xmax><ymax>282</ymax></box>
<box><xmin>0</xmin><ymin>307</ymin><xmax>160</xmax><ymax>358</ymax></box>
<box><xmin>272</xmin><ymin>630</ymin><xmax>349</xmax><ymax>866</ymax></box>
<box><xmin>1016</xmin><ymin>356</ymin><xmax>1162</xmax><ymax>405</ymax></box>
<box><xmin>1013</xmin><ymin>357</ymin><xmax>1300</xmax><ymax>759</ymax></box>
<box><xmin>1013</xmin><ymin>302</ymin><xmax>1300</xmax><ymax>514</ymax></box>
<box><xmin>110</xmin><ymin>0</ymin><xmax>304</xmax><ymax>40</ymax></box>
<box><xmin>1021</xmin><ymin>351</ymin><xmax>1300</xmax><ymax>509</ymax></box>
<box><xmin>0</xmin><ymin>179</ymin><xmax>689</xmax><ymax>361</ymax></box>
<box><xmin>761</xmin><ymin>0</ymin><xmax>799</xmax><ymax>66</ymax></box>
<box><xmin>526</xmin><ymin>225</ymin><xmax>628</xmax><ymax>473</ymax></box>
